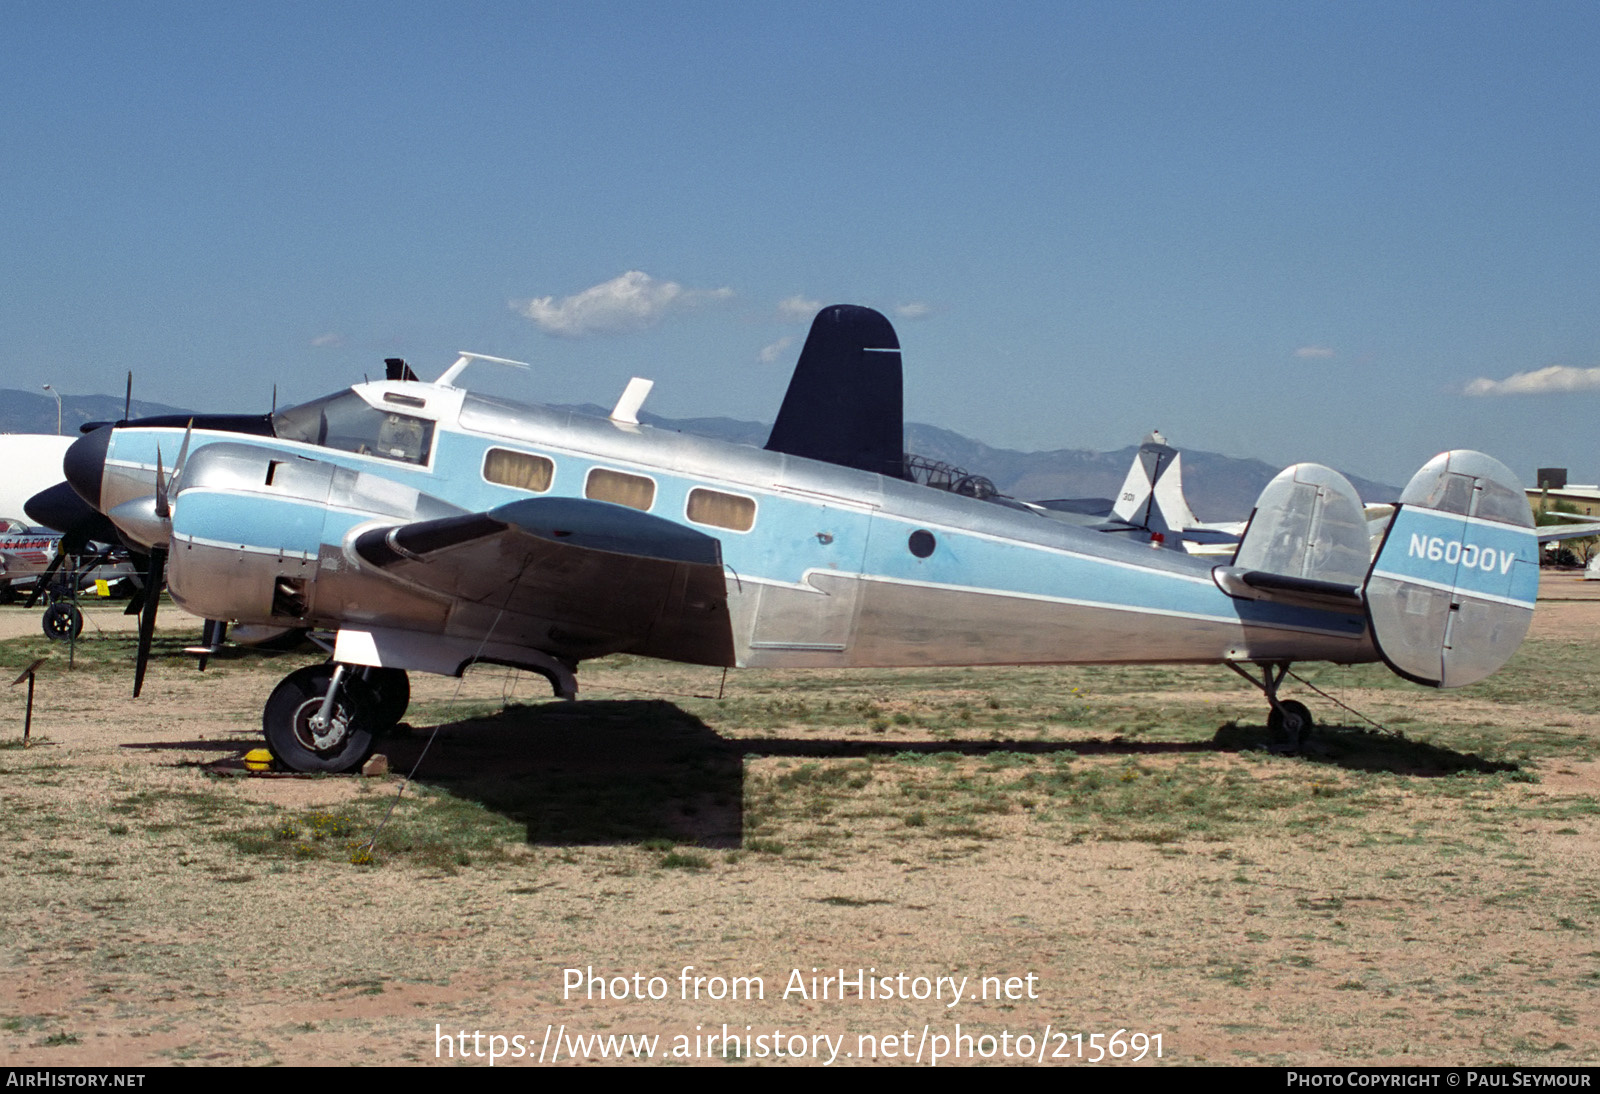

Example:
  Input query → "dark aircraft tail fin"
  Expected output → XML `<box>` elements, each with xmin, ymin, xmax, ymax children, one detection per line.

<box><xmin>385</xmin><ymin>358</ymin><xmax>420</xmax><ymax>382</ymax></box>
<box><xmin>765</xmin><ymin>305</ymin><xmax>912</xmax><ymax>480</ymax></box>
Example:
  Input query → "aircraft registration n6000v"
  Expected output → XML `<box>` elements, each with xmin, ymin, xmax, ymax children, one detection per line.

<box><xmin>61</xmin><ymin>306</ymin><xmax>1539</xmax><ymax>772</ymax></box>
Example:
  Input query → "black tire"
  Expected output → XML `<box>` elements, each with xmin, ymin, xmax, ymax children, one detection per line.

<box><xmin>1267</xmin><ymin>699</ymin><xmax>1313</xmax><ymax>750</ymax></box>
<box><xmin>42</xmin><ymin>602</ymin><xmax>83</xmax><ymax>641</ymax></box>
<box><xmin>262</xmin><ymin>664</ymin><xmax>375</xmax><ymax>774</ymax></box>
<box><xmin>361</xmin><ymin>667</ymin><xmax>410</xmax><ymax>732</ymax></box>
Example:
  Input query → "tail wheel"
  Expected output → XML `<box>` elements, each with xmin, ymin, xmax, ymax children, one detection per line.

<box><xmin>1267</xmin><ymin>699</ymin><xmax>1313</xmax><ymax>751</ymax></box>
<box><xmin>263</xmin><ymin>664</ymin><xmax>375</xmax><ymax>774</ymax></box>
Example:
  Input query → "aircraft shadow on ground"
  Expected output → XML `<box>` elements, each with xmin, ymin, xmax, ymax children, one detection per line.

<box><xmin>1210</xmin><ymin>721</ymin><xmax>1520</xmax><ymax>777</ymax></box>
<box><xmin>359</xmin><ymin>700</ymin><xmax>1520</xmax><ymax>847</ymax></box>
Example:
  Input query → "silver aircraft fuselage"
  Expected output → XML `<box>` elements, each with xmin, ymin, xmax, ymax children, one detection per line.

<box><xmin>84</xmin><ymin>376</ymin><xmax>1375</xmax><ymax>680</ymax></box>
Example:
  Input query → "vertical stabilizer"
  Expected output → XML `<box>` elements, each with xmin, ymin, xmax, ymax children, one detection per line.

<box><xmin>1365</xmin><ymin>451</ymin><xmax>1537</xmax><ymax>688</ymax></box>
<box><xmin>1232</xmin><ymin>463</ymin><xmax>1370</xmax><ymax>586</ymax></box>
<box><xmin>765</xmin><ymin>305</ymin><xmax>910</xmax><ymax>480</ymax></box>
<box><xmin>1110</xmin><ymin>432</ymin><xmax>1197</xmax><ymax>537</ymax></box>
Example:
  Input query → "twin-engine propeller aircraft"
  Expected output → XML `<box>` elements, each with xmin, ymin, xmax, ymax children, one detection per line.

<box><xmin>62</xmin><ymin>306</ymin><xmax>1539</xmax><ymax>772</ymax></box>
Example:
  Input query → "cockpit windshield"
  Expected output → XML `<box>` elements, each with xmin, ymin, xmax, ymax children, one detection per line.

<box><xmin>271</xmin><ymin>390</ymin><xmax>434</xmax><ymax>465</ymax></box>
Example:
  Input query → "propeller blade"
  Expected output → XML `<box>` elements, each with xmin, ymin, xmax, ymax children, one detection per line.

<box><xmin>22</xmin><ymin>551</ymin><xmax>67</xmax><ymax>609</ymax></box>
<box><xmin>171</xmin><ymin>419</ymin><xmax>194</xmax><ymax>492</ymax></box>
<box><xmin>59</xmin><ymin>528</ymin><xmax>90</xmax><ymax>557</ymax></box>
<box><xmin>132</xmin><ymin>546</ymin><xmax>166</xmax><ymax>698</ymax></box>
<box><xmin>123</xmin><ymin>371</ymin><xmax>132</xmax><ymax>422</ymax></box>
<box><xmin>124</xmin><ymin>559</ymin><xmax>146</xmax><ymax>615</ymax></box>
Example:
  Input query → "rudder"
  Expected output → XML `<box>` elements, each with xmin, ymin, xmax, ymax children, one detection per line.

<box><xmin>1366</xmin><ymin>451</ymin><xmax>1537</xmax><ymax>688</ymax></box>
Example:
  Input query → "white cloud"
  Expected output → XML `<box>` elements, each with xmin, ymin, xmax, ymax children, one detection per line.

<box><xmin>894</xmin><ymin>302</ymin><xmax>932</xmax><ymax>320</ymax></box>
<box><xmin>1294</xmin><ymin>345</ymin><xmax>1335</xmax><ymax>359</ymax></box>
<box><xmin>778</xmin><ymin>295</ymin><xmax>822</xmax><ymax>321</ymax></box>
<box><xmin>310</xmin><ymin>332</ymin><xmax>345</xmax><ymax>348</ymax></box>
<box><xmin>512</xmin><ymin>271</ymin><xmax>732</xmax><ymax>337</ymax></box>
<box><xmin>758</xmin><ymin>336</ymin><xmax>796</xmax><ymax>364</ymax></box>
<box><xmin>1464</xmin><ymin>365</ymin><xmax>1600</xmax><ymax>397</ymax></box>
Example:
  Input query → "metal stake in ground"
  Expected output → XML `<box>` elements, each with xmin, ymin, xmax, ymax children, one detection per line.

<box><xmin>10</xmin><ymin>658</ymin><xmax>47</xmax><ymax>745</ymax></box>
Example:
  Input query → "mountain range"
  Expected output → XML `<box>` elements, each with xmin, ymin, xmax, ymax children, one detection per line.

<box><xmin>0</xmin><ymin>387</ymin><xmax>1398</xmax><ymax>522</ymax></box>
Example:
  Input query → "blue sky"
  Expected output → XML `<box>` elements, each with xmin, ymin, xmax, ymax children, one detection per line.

<box><xmin>5</xmin><ymin>1</ymin><xmax>1600</xmax><ymax>488</ymax></box>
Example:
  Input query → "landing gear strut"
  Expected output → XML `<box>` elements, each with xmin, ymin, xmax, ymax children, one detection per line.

<box><xmin>262</xmin><ymin>663</ymin><xmax>409</xmax><ymax>773</ymax></box>
<box><xmin>1226</xmin><ymin>661</ymin><xmax>1315</xmax><ymax>752</ymax></box>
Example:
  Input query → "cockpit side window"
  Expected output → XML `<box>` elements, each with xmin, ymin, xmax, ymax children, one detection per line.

<box><xmin>272</xmin><ymin>391</ymin><xmax>434</xmax><ymax>465</ymax></box>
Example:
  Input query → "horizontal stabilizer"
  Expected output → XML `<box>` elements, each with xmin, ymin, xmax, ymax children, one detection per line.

<box><xmin>1366</xmin><ymin>451</ymin><xmax>1537</xmax><ymax>688</ymax></box>
<box><xmin>1215</xmin><ymin>569</ymin><xmax>1364</xmax><ymax>612</ymax></box>
<box><xmin>1537</xmin><ymin>519</ymin><xmax>1600</xmax><ymax>542</ymax></box>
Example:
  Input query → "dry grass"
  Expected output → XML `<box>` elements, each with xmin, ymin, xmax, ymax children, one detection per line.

<box><xmin>1</xmin><ymin>599</ymin><xmax>1598</xmax><ymax>1066</ymax></box>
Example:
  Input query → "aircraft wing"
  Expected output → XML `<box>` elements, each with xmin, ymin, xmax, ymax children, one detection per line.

<box><xmin>352</xmin><ymin>496</ymin><xmax>735</xmax><ymax>664</ymax></box>
<box><xmin>1537</xmin><ymin>518</ymin><xmax>1600</xmax><ymax>542</ymax></box>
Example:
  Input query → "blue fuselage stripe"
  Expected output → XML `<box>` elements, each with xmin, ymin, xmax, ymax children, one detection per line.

<box><xmin>114</xmin><ymin>412</ymin><xmax>1365</xmax><ymax>640</ymax></box>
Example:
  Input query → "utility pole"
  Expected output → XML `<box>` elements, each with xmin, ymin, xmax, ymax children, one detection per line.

<box><xmin>42</xmin><ymin>384</ymin><xmax>61</xmax><ymax>434</ymax></box>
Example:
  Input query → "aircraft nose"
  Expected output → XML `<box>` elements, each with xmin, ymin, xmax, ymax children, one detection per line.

<box><xmin>64</xmin><ymin>424</ymin><xmax>112</xmax><ymax>511</ymax></box>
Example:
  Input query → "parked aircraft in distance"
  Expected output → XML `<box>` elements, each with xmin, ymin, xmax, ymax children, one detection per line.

<box><xmin>0</xmin><ymin>521</ymin><xmax>60</xmax><ymax>601</ymax></box>
<box><xmin>0</xmin><ymin>434</ymin><xmax>73</xmax><ymax>525</ymax></box>
<box><xmin>61</xmin><ymin>306</ymin><xmax>1540</xmax><ymax>772</ymax></box>
<box><xmin>1026</xmin><ymin>429</ymin><xmax>1248</xmax><ymax>557</ymax></box>
<box><xmin>0</xmin><ymin>434</ymin><xmax>133</xmax><ymax>634</ymax></box>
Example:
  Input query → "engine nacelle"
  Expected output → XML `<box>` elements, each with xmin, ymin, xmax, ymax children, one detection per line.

<box><xmin>166</xmin><ymin>442</ymin><xmax>464</xmax><ymax>630</ymax></box>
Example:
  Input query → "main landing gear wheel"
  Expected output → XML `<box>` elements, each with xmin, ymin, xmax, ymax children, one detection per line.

<box><xmin>263</xmin><ymin>663</ymin><xmax>376</xmax><ymax>774</ymax></box>
<box><xmin>42</xmin><ymin>602</ymin><xmax>83</xmax><ymax>641</ymax></box>
<box><xmin>1268</xmin><ymin>699</ymin><xmax>1314</xmax><ymax>753</ymax></box>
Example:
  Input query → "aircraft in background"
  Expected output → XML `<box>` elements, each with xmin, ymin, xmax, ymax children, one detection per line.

<box><xmin>62</xmin><ymin>306</ymin><xmax>1541</xmax><ymax>772</ymax></box>
<box><xmin>0</xmin><ymin>519</ymin><xmax>61</xmax><ymax>602</ymax></box>
<box><xmin>0</xmin><ymin>433</ymin><xmax>73</xmax><ymax>517</ymax></box>
<box><xmin>0</xmin><ymin>434</ymin><xmax>135</xmax><ymax>635</ymax></box>
<box><xmin>1026</xmin><ymin>430</ymin><xmax>1247</xmax><ymax>556</ymax></box>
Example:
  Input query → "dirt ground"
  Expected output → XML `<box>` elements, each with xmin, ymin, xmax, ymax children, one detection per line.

<box><xmin>0</xmin><ymin>580</ymin><xmax>1597</xmax><ymax>1067</ymax></box>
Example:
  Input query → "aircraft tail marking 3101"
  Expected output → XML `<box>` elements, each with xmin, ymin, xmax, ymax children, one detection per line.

<box><xmin>61</xmin><ymin>305</ymin><xmax>1538</xmax><ymax>771</ymax></box>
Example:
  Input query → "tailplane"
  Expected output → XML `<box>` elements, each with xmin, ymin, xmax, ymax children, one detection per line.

<box><xmin>1214</xmin><ymin>451</ymin><xmax>1538</xmax><ymax>688</ymax></box>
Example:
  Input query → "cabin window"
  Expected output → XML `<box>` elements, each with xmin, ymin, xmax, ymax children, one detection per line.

<box><xmin>483</xmin><ymin>448</ymin><xmax>555</xmax><ymax>493</ymax></box>
<box><xmin>272</xmin><ymin>391</ymin><xmax>434</xmax><ymax>466</ymax></box>
<box><xmin>585</xmin><ymin>468</ymin><xmax>656</xmax><ymax>511</ymax></box>
<box><xmin>686</xmin><ymin>488</ymin><xmax>757</xmax><ymax>532</ymax></box>
<box><xmin>909</xmin><ymin>529</ymin><xmax>936</xmax><ymax>558</ymax></box>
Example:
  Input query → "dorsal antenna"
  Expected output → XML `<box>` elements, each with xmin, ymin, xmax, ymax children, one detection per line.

<box><xmin>435</xmin><ymin>352</ymin><xmax>531</xmax><ymax>388</ymax></box>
